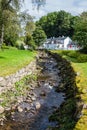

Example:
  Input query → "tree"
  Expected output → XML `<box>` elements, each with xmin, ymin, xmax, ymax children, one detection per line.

<box><xmin>25</xmin><ymin>21</ymin><xmax>35</xmax><ymax>36</ymax></box>
<box><xmin>55</xmin><ymin>10</ymin><xmax>73</xmax><ymax>37</ymax></box>
<box><xmin>73</xmin><ymin>12</ymin><xmax>87</xmax><ymax>50</ymax></box>
<box><xmin>36</xmin><ymin>10</ymin><xmax>74</xmax><ymax>38</ymax></box>
<box><xmin>25</xmin><ymin>34</ymin><xmax>36</xmax><ymax>49</ymax></box>
<box><xmin>22</xmin><ymin>11</ymin><xmax>36</xmax><ymax>49</ymax></box>
<box><xmin>0</xmin><ymin>0</ymin><xmax>24</xmax><ymax>47</ymax></box>
<box><xmin>3</xmin><ymin>9</ymin><xmax>22</xmax><ymax>46</ymax></box>
<box><xmin>32</xmin><ymin>26</ymin><xmax>47</xmax><ymax>47</ymax></box>
<box><xmin>36</xmin><ymin>12</ymin><xmax>57</xmax><ymax>37</ymax></box>
<box><xmin>31</xmin><ymin>0</ymin><xmax>46</xmax><ymax>10</ymax></box>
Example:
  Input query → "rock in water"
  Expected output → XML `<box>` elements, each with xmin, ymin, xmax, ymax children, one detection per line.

<box><xmin>40</xmin><ymin>91</ymin><xmax>46</xmax><ymax>96</ymax></box>
<box><xmin>17</xmin><ymin>106</ymin><xmax>23</xmax><ymax>112</ymax></box>
<box><xmin>35</xmin><ymin>102</ymin><xmax>41</xmax><ymax>110</ymax></box>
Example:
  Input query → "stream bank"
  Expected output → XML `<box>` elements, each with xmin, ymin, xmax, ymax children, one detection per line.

<box><xmin>0</xmin><ymin>51</ymin><xmax>65</xmax><ymax>130</ymax></box>
<box><xmin>48</xmin><ymin>51</ymin><xmax>82</xmax><ymax>130</ymax></box>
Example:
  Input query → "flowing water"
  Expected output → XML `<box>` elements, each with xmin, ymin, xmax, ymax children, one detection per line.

<box><xmin>0</xmin><ymin>52</ymin><xmax>65</xmax><ymax>130</ymax></box>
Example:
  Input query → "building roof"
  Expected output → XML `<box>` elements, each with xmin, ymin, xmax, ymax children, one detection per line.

<box><xmin>44</xmin><ymin>36</ymin><xmax>72</xmax><ymax>45</ymax></box>
<box><xmin>46</xmin><ymin>36</ymin><xmax>67</xmax><ymax>41</ymax></box>
<box><xmin>57</xmin><ymin>36</ymin><xmax>67</xmax><ymax>40</ymax></box>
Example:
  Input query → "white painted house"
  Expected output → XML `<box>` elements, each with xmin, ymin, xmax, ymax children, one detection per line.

<box><xmin>42</xmin><ymin>36</ymin><xmax>79</xmax><ymax>50</ymax></box>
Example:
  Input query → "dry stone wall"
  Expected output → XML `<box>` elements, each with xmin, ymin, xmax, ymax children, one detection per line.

<box><xmin>0</xmin><ymin>60</ymin><xmax>36</xmax><ymax>94</ymax></box>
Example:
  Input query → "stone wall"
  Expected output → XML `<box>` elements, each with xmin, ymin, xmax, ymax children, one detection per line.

<box><xmin>0</xmin><ymin>60</ymin><xmax>36</xmax><ymax>94</ymax></box>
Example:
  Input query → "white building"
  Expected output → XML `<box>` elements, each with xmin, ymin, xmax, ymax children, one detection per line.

<box><xmin>42</xmin><ymin>36</ymin><xmax>79</xmax><ymax>50</ymax></box>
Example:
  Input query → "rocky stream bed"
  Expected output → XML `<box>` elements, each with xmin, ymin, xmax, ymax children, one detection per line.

<box><xmin>0</xmin><ymin>51</ymin><xmax>65</xmax><ymax>130</ymax></box>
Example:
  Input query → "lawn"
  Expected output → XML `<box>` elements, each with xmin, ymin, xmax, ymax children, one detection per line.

<box><xmin>51</xmin><ymin>50</ymin><xmax>87</xmax><ymax>130</ymax></box>
<box><xmin>0</xmin><ymin>48</ymin><xmax>37</xmax><ymax>76</ymax></box>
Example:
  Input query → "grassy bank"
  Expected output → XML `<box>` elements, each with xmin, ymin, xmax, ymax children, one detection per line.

<box><xmin>0</xmin><ymin>48</ymin><xmax>37</xmax><ymax>76</ymax></box>
<box><xmin>50</xmin><ymin>50</ymin><xmax>87</xmax><ymax>130</ymax></box>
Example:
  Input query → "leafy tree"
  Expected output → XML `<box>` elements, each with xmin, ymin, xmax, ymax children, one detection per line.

<box><xmin>73</xmin><ymin>12</ymin><xmax>87</xmax><ymax>50</ymax></box>
<box><xmin>0</xmin><ymin>0</ymin><xmax>24</xmax><ymax>47</ymax></box>
<box><xmin>55</xmin><ymin>10</ymin><xmax>73</xmax><ymax>37</ymax></box>
<box><xmin>25</xmin><ymin>21</ymin><xmax>35</xmax><ymax>36</ymax></box>
<box><xmin>32</xmin><ymin>26</ymin><xmax>47</xmax><ymax>47</ymax></box>
<box><xmin>4</xmin><ymin>10</ymin><xmax>21</xmax><ymax>46</ymax></box>
<box><xmin>31</xmin><ymin>0</ymin><xmax>46</xmax><ymax>10</ymax></box>
<box><xmin>69</xmin><ymin>16</ymin><xmax>79</xmax><ymax>38</ymax></box>
<box><xmin>36</xmin><ymin>12</ymin><xmax>57</xmax><ymax>37</ymax></box>
<box><xmin>25</xmin><ymin>34</ymin><xmax>36</xmax><ymax>49</ymax></box>
<box><xmin>36</xmin><ymin>10</ymin><xmax>75</xmax><ymax>38</ymax></box>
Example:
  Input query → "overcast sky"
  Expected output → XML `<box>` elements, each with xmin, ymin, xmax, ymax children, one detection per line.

<box><xmin>22</xmin><ymin>0</ymin><xmax>87</xmax><ymax>20</ymax></box>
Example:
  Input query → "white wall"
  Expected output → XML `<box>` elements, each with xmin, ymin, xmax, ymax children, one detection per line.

<box><xmin>43</xmin><ymin>43</ymin><xmax>59</xmax><ymax>50</ymax></box>
<box><xmin>64</xmin><ymin>37</ymin><xmax>72</xmax><ymax>48</ymax></box>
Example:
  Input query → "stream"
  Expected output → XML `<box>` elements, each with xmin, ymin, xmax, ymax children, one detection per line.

<box><xmin>0</xmin><ymin>51</ymin><xmax>65</xmax><ymax>130</ymax></box>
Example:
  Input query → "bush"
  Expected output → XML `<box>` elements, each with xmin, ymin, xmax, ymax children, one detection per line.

<box><xmin>67</xmin><ymin>51</ymin><xmax>79</xmax><ymax>58</ymax></box>
<box><xmin>25</xmin><ymin>34</ymin><xmax>36</xmax><ymax>50</ymax></box>
<box><xmin>1</xmin><ymin>43</ymin><xmax>10</xmax><ymax>49</ymax></box>
<box><xmin>62</xmin><ymin>50</ymin><xmax>71</xmax><ymax>55</ymax></box>
<box><xmin>15</xmin><ymin>40</ymin><xmax>25</xmax><ymax>50</ymax></box>
<box><xmin>77</xmin><ymin>54</ymin><xmax>87</xmax><ymax>62</ymax></box>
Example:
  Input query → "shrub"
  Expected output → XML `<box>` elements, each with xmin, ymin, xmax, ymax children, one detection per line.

<box><xmin>15</xmin><ymin>40</ymin><xmax>25</xmax><ymax>50</ymax></box>
<box><xmin>1</xmin><ymin>43</ymin><xmax>10</xmax><ymax>49</ymax></box>
<box><xmin>62</xmin><ymin>50</ymin><xmax>71</xmax><ymax>55</ymax></box>
<box><xmin>77</xmin><ymin>54</ymin><xmax>87</xmax><ymax>62</ymax></box>
<box><xmin>67</xmin><ymin>51</ymin><xmax>79</xmax><ymax>58</ymax></box>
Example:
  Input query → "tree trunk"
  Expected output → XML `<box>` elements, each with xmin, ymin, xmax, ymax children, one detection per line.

<box><xmin>0</xmin><ymin>23</ymin><xmax>4</xmax><ymax>48</ymax></box>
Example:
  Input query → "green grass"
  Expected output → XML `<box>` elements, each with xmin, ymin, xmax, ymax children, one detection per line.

<box><xmin>0</xmin><ymin>48</ymin><xmax>37</xmax><ymax>76</ymax></box>
<box><xmin>51</xmin><ymin>50</ymin><xmax>87</xmax><ymax>130</ymax></box>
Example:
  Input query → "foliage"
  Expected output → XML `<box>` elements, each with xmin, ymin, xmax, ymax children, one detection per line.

<box><xmin>36</xmin><ymin>10</ymin><xmax>77</xmax><ymax>38</ymax></box>
<box><xmin>32</xmin><ymin>26</ymin><xmax>47</xmax><ymax>47</ymax></box>
<box><xmin>15</xmin><ymin>39</ymin><xmax>25</xmax><ymax>50</ymax></box>
<box><xmin>25</xmin><ymin>21</ymin><xmax>36</xmax><ymax>35</ymax></box>
<box><xmin>25</xmin><ymin>34</ymin><xmax>36</xmax><ymax>49</ymax></box>
<box><xmin>77</xmin><ymin>54</ymin><xmax>87</xmax><ymax>63</ymax></box>
<box><xmin>53</xmin><ymin>50</ymin><xmax>87</xmax><ymax>63</ymax></box>
<box><xmin>67</xmin><ymin>51</ymin><xmax>80</xmax><ymax>58</ymax></box>
<box><xmin>73</xmin><ymin>12</ymin><xmax>87</xmax><ymax>50</ymax></box>
<box><xmin>20</xmin><ymin>10</ymin><xmax>35</xmax><ymax>36</ymax></box>
<box><xmin>65</xmin><ymin>51</ymin><xmax>87</xmax><ymax>63</ymax></box>
<box><xmin>31</xmin><ymin>0</ymin><xmax>46</xmax><ymax>10</ymax></box>
<box><xmin>1</xmin><ymin>43</ymin><xmax>10</xmax><ymax>49</ymax></box>
<box><xmin>4</xmin><ymin>10</ymin><xmax>21</xmax><ymax>46</ymax></box>
<box><xmin>0</xmin><ymin>0</ymin><xmax>25</xmax><ymax>47</ymax></box>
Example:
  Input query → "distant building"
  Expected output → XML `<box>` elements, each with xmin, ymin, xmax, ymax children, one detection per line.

<box><xmin>42</xmin><ymin>36</ymin><xmax>79</xmax><ymax>50</ymax></box>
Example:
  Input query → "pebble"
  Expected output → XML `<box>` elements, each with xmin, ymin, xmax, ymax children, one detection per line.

<box><xmin>17</xmin><ymin>106</ymin><xmax>23</xmax><ymax>112</ymax></box>
<box><xmin>40</xmin><ymin>91</ymin><xmax>46</xmax><ymax>96</ymax></box>
<box><xmin>0</xmin><ymin>120</ymin><xmax>4</xmax><ymax>126</ymax></box>
<box><xmin>83</xmin><ymin>104</ymin><xmax>87</xmax><ymax>109</ymax></box>
<box><xmin>31</xmin><ymin>97</ymin><xmax>36</xmax><ymax>101</ymax></box>
<box><xmin>35</xmin><ymin>102</ymin><xmax>41</xmax><ymax>110</ymax></box>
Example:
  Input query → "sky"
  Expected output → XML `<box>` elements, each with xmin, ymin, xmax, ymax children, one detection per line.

<box><xmin>22</xmin><ymin>0</ymin><xmax>87</xmax><ymax>20</ymax></box>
